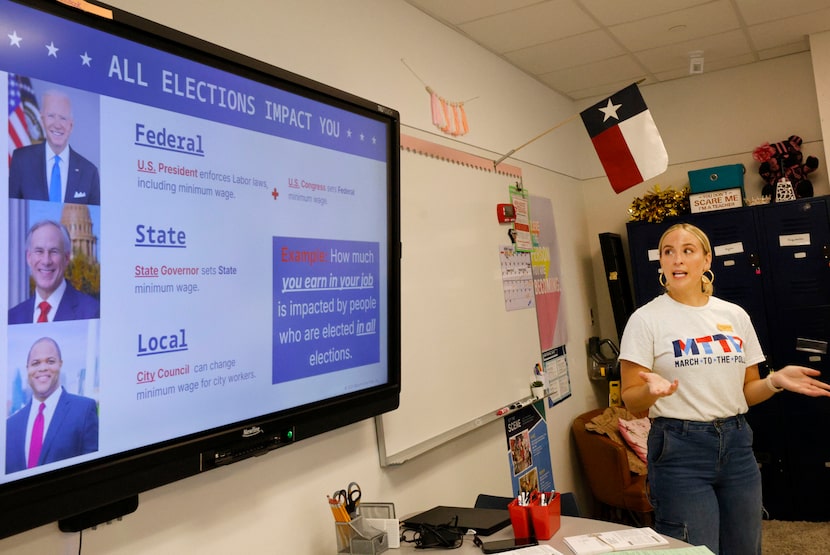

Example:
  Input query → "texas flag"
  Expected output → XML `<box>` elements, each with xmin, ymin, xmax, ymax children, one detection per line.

<box><xmin>580</xmin><ymin>83</ymin><xmax>668</xmax><ymax>193</ymax></box>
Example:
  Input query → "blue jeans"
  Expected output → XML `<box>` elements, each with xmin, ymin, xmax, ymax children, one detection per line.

<box><xmin>647</xmin><ymin>415</ymin><xmax>762</xmax><ymax>555</ymax></box>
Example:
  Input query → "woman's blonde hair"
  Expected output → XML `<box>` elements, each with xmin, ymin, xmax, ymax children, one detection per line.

<box><xmin>658</xmin><ymin>222</ymin><xmax>714</xmax><ymax>296</ymax></box>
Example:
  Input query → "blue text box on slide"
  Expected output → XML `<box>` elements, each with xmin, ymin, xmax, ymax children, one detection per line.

<box><xmin>272</xmin><ymin>237</ymin><xmax>380</xmax><ymax>383</ymax></box>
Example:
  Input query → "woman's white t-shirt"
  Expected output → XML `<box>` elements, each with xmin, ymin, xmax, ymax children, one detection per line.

<box><xmin>619</xmin><ymin>294</ymin><xmax>766</xmax><ymax>421</ymax></box>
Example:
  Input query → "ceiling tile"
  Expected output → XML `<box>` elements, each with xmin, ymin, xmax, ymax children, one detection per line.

<box><xmin>757</xmin><ymin>41</ymin><xmax>812</xmax><ymax>61</ymax></box>
<box><xmin>651</xmin><ymin>66</ymin><xmax>694</xmax><ymax>82</ymax></box>
<box><xmin>578</xmin><ymin>0</ymin><xmax>713</xmax><ymax>26</ymax></box>
<box><xmin>505</xmin><ymin>30</ymin><xmax>625</xmax><ymax>74</ymax></box>
<box><xmin>609</xmin><ymin>2</ymin><xmax>740</xmax><ymax>52</ymax></box>
<box><xmin>735</xmin><ymin>0</ymin><xmax>830</xmax><ymax>25</ymax></box>
<box><xmin>458</xmin><ymin>0</ymin><xmax>598</xmax><ymax>54</ymax></box>
<box><xmin>404</xmin><ymin>0</ymin><xmax>540</xmax><ymax>25</ymax></box>
<box><xmin>652</xmin><ymin>52</ymin><xmax>756</xmax><ymax>81</ymax></box>
<box><xmin>540</xmin><ymin>55</ymin><xmax>644</xmax><ymax>92</ymax></box>
<box><xmin>635</xmin><ymin>30</ymin><xmax>751</xmax><ymax>74</ymax></box>
<box><xmin>568</xmin><ymin>77</ymin><xmax>656</xmax><ymax>101</ymax></box>
<box><xmin>748</xmin><ymin>8</ymin><xmax>830</xmax><ymax>50</ymax></box>
<box><xmin>698</xmin><ymin>52</ymin><xmax>757</xmax><ymax>72</ymax></box>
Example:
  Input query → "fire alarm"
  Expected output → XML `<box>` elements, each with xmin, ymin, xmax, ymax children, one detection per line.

<box><xmin>496</xmin><ymin>203</ymin><xmax>516</xmax><ymax>223</ymax></box>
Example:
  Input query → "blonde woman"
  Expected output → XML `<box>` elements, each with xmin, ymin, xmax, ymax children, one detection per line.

<box><xmin>619</xmin><ymin>222</ymin><xmax>830</xmax><ymax>554</ymax></box>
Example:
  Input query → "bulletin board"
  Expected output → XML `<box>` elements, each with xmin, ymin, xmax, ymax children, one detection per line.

<box><xmin>375</xmin><ymin>134</ymin><xmax>543</xmax><ymax>465</ymax></box>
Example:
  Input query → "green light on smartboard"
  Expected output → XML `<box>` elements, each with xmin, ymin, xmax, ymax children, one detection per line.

<box><xmin>286</xmin><ymin>429</ymin><xmax>294</xmax><ymax>441</ymax></box>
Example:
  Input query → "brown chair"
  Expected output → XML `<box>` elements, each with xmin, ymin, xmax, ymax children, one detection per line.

<box><xmin>572</xmin><ymin>408</ymin><xmax>653</xmax><ymax>526</ymax></box>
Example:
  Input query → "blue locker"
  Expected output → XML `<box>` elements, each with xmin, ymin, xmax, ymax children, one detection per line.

<box><xmin>758</xmin><ymin>197</ymin><xmax>830</xmax><ymax>374</ymax></box>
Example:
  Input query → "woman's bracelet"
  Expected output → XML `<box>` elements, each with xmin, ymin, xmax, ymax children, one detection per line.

<box><xmin>766</xmin><ymin>371</ymin><xmax>784</xmax><ymax>393</ymax></box>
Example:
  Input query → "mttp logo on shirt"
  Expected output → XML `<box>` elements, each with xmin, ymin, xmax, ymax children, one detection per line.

<box><xmin>672</xmin><ymin>334</ymin><xmax>746</xmax><ymax>367</ymax></box>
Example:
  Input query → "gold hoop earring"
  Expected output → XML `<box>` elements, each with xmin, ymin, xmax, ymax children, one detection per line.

<box><xmin>701</xmin><ymin>269</ymin><xmax>715</xmax><ymax>285</ymax></box>
<box><xmin>658</xmin><ymin>272</ymin><xmax>667</xmax><ymax>287</ymax></box>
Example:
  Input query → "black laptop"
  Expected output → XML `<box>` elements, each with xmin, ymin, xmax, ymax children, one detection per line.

<box><xmin>402</xmin><ymin>506</ymin><xmax>511</xmax><ymax>536</ymax></box>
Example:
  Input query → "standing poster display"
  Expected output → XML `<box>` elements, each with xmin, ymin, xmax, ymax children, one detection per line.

<box><xmin>504</xmin><ymin>401</ymin><xmax>554</xmax><ymax>496</ymax></box>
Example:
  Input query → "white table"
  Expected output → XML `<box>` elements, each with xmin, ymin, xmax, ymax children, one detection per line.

<box><xmin>397</xmin><ymin>515</ymin><xmax>693</xmax><ymax>553</ymax></box>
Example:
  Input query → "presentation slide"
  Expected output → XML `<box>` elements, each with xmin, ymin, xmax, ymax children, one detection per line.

<box><xmin>0</xmin><ymin>1</ymin><xmax>390</xmax><ymax>480</ymax></box>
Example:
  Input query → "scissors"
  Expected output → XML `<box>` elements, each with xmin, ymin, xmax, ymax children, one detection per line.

<box><xmin>332</xmin><ymin>481</ymin><xmax>362</xmax><ymax>516</ymax></box>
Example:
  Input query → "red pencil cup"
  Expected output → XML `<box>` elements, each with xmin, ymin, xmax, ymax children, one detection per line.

<box><xmin>507</xmin><ymin>498</ymin><xmax>533</xmax><ymax>539</ymax></box>
<box><xmin>528</xmin><ymin>492</ymin><xmax>560</xmax><ymax>540</ymax></box>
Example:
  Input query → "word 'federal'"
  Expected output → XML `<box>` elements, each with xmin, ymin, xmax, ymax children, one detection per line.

<box><xmin>135</xmin><ymin>123</ymin><xmax>205</xmax><ymax>155</ymax></box>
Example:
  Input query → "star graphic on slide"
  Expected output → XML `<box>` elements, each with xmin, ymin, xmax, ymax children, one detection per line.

<box><xmin>598</xmin><ymin>98</ymin><xmax>622</xmax><ymax>122</ymax></box>
<box><xmin>45</xmin><ymin>41</ymin><xmax>59</xmax><ymax>57</ymax></box>
<box><xmin>8</xmin><ymin>31</ymin><xmax>22</xmax><ymax>47</ymax></box>
<box><xmin>80</xmin><ymin>52</ymin><xmax>92</xmax><ymax>66</ymax></box>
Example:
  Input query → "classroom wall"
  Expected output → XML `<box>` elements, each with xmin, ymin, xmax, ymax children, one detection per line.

<box><xmin>2</xmin><ymin>2</ymin><xmax>826</xmax><ymax>553</ymax></box>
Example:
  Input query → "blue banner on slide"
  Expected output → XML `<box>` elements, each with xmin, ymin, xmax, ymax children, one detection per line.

<box><xmin>272</xmin><ymin>237</ymin><xmax>380</xmax><ymax>383</ymax></box>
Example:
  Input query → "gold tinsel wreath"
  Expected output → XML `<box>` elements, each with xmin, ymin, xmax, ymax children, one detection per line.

<box><xmin>628</xmin><ymin>185</ymin><xmax>690</xmax><ymax>223</ymax></box>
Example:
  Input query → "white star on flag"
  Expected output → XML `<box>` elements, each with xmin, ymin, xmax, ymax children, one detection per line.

<box><xmin>599</xmin><ymin>99</ymin><xmax>622</xmax><ymax>122</ymax></box>
<box><xmin>8</xmin><ymin>31</ymin><xmax>22</xmax><ymax>47</ymax></box>
<box><xmin>81</xmin><ymin>52</ymin><xmax>92</xmax><ymax>66</ymax></box>
<box><xmin>46</xmin><ymin>41</ymin><xmax>59</xmax><ymax>57</ymax></box>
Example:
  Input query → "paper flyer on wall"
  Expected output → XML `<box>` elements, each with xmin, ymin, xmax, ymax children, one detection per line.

<box><xmin>542</xmin><ymin>345</ymin><xmax>571</xmax><ymax>408</ymax></box>
<box><xmin>509</xmin><ymin>184</ymin><xmax>532</xmax><ymax>252</ymax></box>
<box><xmin>505</xmin><ymin>401</ymin><xmax>554</xmax><ymax>496</ymax></box>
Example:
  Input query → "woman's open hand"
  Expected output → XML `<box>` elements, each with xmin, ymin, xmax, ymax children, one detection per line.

<box><xmin>773</xmin><ymin>366</ymin><xmax>830</xmax><ymax>397</ymax></box>
<box><xmin>639</xmin><ymin>371</ymin><xmax>679</xmax><ymax>398</ymax></box>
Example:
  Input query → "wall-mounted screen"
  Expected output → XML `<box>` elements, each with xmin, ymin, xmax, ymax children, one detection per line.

<box><xmin>0</xmin><ymin>0</ymin><xmax>400</xmax><ymax>538</ymax></box>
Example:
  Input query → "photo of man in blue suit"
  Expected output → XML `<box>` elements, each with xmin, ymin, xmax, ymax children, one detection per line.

<box><xmin>8</xmin><ymin>220</ymin><xmax>99</xmax><ymax>324</ymax></box>
<box><xmin>5</xmin><ymin>336</ymin><xmax>99</xmax><ymax>474</ymax></box>
<box><xmin>9</xmin><ymin>90</ymin><xmax>100</xmax><ymax>205</ymax></box>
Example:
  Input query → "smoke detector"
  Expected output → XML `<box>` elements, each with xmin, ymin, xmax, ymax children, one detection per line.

<box><xmin>689</xmin><ymin>50</ymin><xmax>704</xmax><ymax>74</ymax></box>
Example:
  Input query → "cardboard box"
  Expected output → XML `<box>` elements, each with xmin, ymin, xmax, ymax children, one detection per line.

<box><xmin>690</xmin><ymin>188</ymin><xmax>743</xmax><ymax>213</ymax></box>
<box><xmin>688</xmin><ymin>164</ymin><xmax>745</xmax><ymax>195</ymax></box>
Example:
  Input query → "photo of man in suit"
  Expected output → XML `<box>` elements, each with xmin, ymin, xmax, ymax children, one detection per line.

<box><xmin>8</xmin><ymin>220</ymin><xmax>99</xmax><ymax>324</ymax></box>
<box><xmin>5</xmin><ymin>336</ymin><xmax>99</xmax><ymax>474</ymax></box>
<box><xmin>9</xmin><ymin>90</ymin><xmax>100</xmax><ymax>205</ymax></box>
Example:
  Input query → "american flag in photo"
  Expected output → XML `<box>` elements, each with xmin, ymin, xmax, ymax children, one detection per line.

<box><xmin>8</xmin><ymin>74</ymin><xmax>39</xmax><ymax>164</ymax></box>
